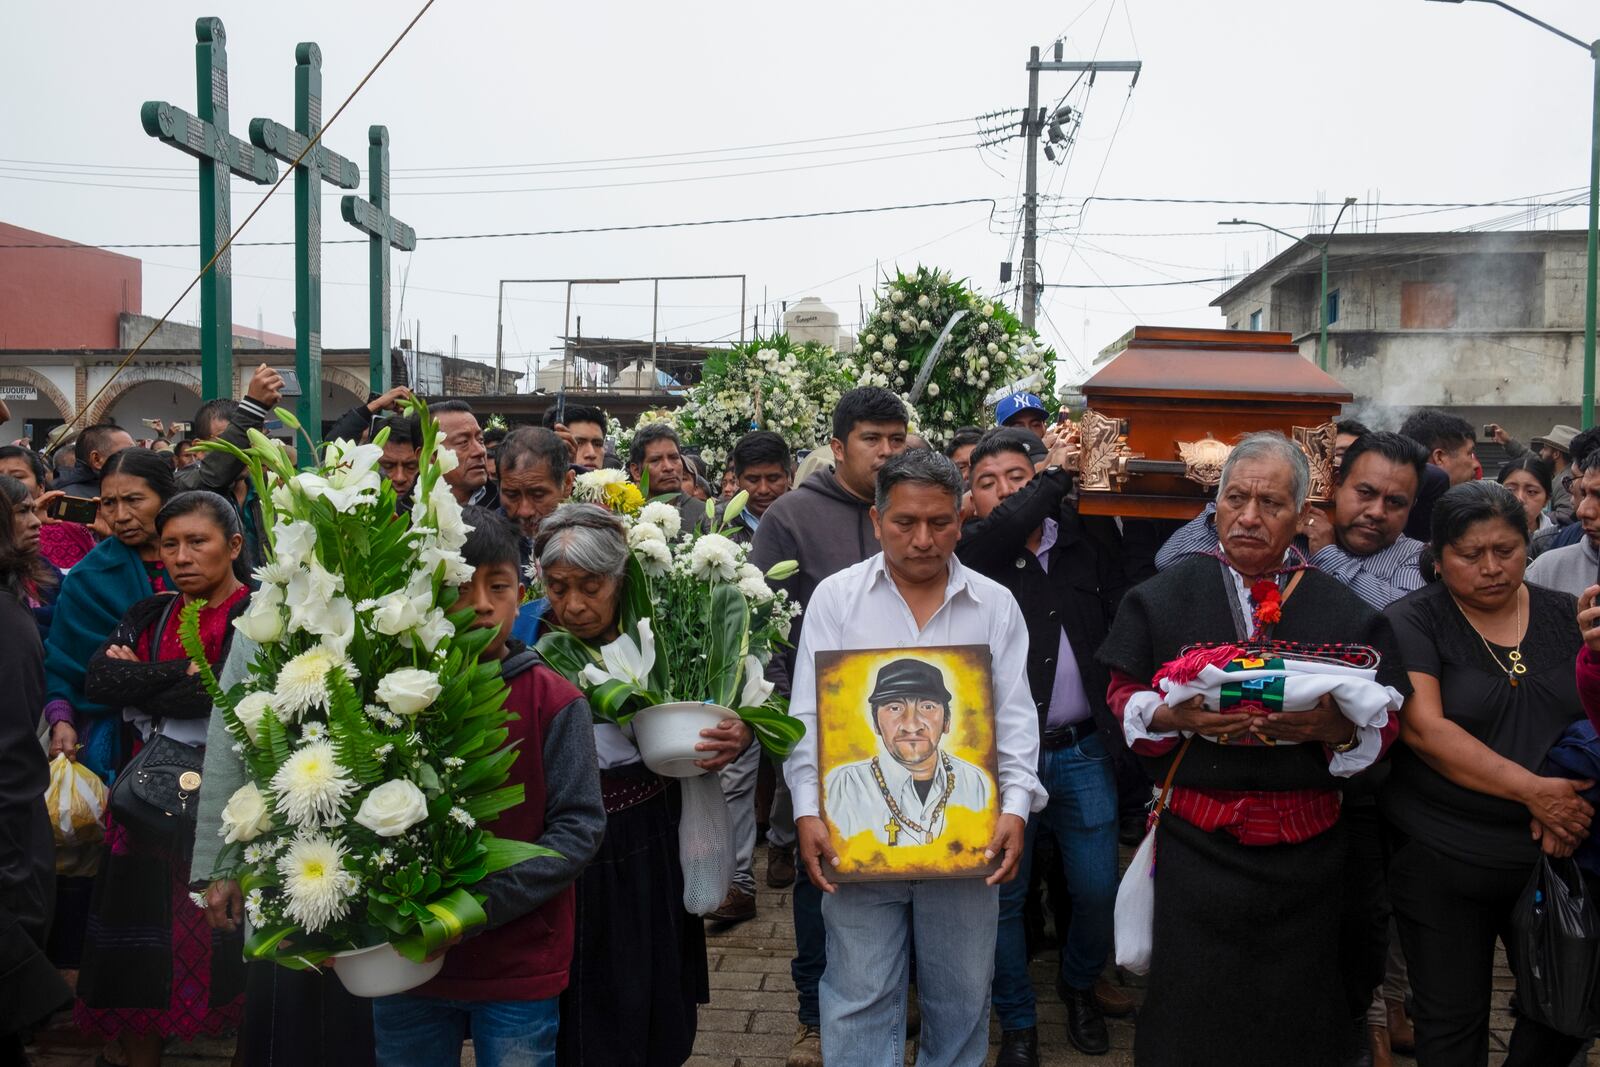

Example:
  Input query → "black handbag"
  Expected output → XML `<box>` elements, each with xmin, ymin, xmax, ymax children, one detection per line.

<box><xmin>107</xmin><ymin>596</ymin><xmax>206</xmax><ymax>841</ymax></box>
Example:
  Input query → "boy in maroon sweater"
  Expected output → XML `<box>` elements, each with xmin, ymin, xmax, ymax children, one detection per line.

<box><xmin>372</xmin><ymin>508</ymin><xmax>604</xmax><ymax>1066</ymax></box>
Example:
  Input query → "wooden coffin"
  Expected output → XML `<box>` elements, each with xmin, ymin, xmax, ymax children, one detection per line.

<box><xmin>1074</xmin><ymin>326</ymin><xmax>1352</xmax><ymax>519</ymax></box>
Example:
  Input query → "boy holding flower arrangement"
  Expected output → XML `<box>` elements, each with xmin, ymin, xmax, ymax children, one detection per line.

<box><xmin>369</xmin><ymin>508</ymin><xmax>605</xmax><ymax>1066</ymax></box>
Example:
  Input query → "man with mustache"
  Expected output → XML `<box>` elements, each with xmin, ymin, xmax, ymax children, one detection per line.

<box><xmin>1157</xmin><ymin>431</ymin><xmax>1426</xmax><ymax>611</ymax></box>
<box><xmin>1098</xmin><ymin>432</ymin><xmax>1408</xmax><ymax>1067</ymax></box>
<box><xmin>823</xmin><ymin>658</ymin><xmax>993</xmax><ymax>846</ymax></box>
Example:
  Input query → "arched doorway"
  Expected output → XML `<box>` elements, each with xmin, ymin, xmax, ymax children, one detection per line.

<box><xmin>320</xmin><ymin>374</ymin><xmax>366</xmax><ymax>440</ymax></box>
<box><xmin>103</xmin><ymin>379</ymin><xmax>203</xmax><ymax>442</ymax></box>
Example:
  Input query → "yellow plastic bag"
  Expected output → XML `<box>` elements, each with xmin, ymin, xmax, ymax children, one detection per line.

<box><xmin>46</xmin><ymin>753</ymin><xmax>106</xmax><ymax>849</ymax></box>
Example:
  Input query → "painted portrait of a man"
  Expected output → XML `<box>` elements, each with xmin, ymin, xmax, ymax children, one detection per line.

<box><xmin>823</xmin><ymin>657</ymin><xmax>992</xmax><ymax>846</ymax></box>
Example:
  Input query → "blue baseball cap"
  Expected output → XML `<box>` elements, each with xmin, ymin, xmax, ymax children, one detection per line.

<box><xmin>993</xmin><ymin>392</ymin><xmax>1048</xmax><ymax>426</ymax></box>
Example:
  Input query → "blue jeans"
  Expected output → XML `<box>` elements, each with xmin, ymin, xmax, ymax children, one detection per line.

<box><xmin>372</xmin><ymin>994</ymin><xmax>558</xmax><ymax>1067</ymax></box>
<box><xmin>991</xmin><ymin>731</ymin><xmax>1119</xmax><ymax>1030</ymax></box>
<box><xmin>820</xmin><ymin>878</ymin><xmax>998</xmax><ymax>1067</ymax></box>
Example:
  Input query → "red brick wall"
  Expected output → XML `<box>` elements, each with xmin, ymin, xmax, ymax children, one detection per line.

<box><xmin>0</xmin><ymin>222</ymin><xmax>141</xmax><ymax>348</ymax></box>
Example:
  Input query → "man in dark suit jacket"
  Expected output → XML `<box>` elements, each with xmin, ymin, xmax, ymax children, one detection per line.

<box><xmin>954</xmin><ymin>427</ymin><xmax>1132</xmax><ymax>1064</ymax></box>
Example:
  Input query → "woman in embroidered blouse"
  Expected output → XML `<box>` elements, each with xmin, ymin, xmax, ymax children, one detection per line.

<box><xmin>0</xmin><ymin>444</ymin><xmax>95</xmax><ymax>573</ymax></box>
<box><xmin>73</xmin><ymin>491</ymin><xmax>252</xmax><ymax>1066</ymax></box>
<box><xmin>1383</xmin><ymin>480</ymin><xmax>1591</xmax><ymax>1065</ymax></box>
<box><xmin>43</xmin><ymin>447</ymin><xmax>178</xmax><ymax>783</ymax></box>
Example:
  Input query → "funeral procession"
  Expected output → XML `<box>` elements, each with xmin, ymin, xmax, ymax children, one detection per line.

<box><xmin>4</xmin><ymin>1</ymin><xmax>1600</xmax><ymax>1065</ymax></box>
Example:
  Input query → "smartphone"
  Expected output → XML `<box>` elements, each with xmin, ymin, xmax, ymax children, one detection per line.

<box><xmin>1482</xmin><ymin>424</ymin><xmax>1496</xmax><ymax>438</ymax></box>
<box><xmin>279</xmin><ymin>370</ymin><xmax>302</xmax><ymax>398</ymax></box>
<box><xmin>48</xmin><ymin>495</ymin><xmax>99</xmax><ymax>525</ymax></box>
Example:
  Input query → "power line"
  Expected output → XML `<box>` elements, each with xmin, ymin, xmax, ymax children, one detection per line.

<box><xmin>1078</xmin><ymin>193</ymin><xmax>1589</xmax><ymax>209</ymax></box>
<box><xmin>0</xmin><ymin>196</ymin><xmax>1002</xmax><ymax>251</ymax></box>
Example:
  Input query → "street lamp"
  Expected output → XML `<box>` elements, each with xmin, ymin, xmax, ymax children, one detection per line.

<box><xmin>1220</xmin><ymin>197</ymin><xmax>1357</xmax><ymax>371</ymax></box>
<box><xmin>1428</xmin><ymin>0</ymin><xmax>1600</xmax><ymax>427</ymax></box>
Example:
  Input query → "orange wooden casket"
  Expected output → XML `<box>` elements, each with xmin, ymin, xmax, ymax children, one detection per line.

<box><xmin>1071</xmin><ymin>326</ymin><xmax>1352</xmax><ymax>520</ymax></box>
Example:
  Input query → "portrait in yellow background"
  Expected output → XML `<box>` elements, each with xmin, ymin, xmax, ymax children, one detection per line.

<box><xmin>815</xmin><ymin>645</ymin><xmax>1000</xmax><ymax>881</ymax></box>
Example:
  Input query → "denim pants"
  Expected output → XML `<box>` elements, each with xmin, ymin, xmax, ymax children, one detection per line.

<box><xmin>719</xmin><ymin>741</ymin><xmax>760</xmax><ymax>895</ymax></box>
<box><xmin>371</xmin><ymin>994</ymin><xmax>558</xmax><ymax>1067</ymax></box>
<box><xmin>820</xmin><ymin>877</ymin><xmax>998</xmax><ymax>1067</ymax></box>
<box><xmin>991</xmin><ymin>731</ymin><xmax>1118</xmax><ymax>1031</ymax></box>
<box><xmin>793</xmin><ymin>875</ymin><xmax>826</xmax><ymax>1026</ymax></box>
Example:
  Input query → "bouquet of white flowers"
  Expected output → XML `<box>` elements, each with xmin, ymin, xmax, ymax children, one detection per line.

<box><xmin>184</xmin><ymin>403</ymin><xmax>554</xmax><ymax>982</ymax></box>
<box><xmin>535</xmin><ymin>492</ymin><xmax>804</xmax><ymax>770</ymax></box>
<box><xmin>677</xmin><ymin>335</ymin><xmax>851</xmax><ymax>471</ymax></box>
<box><xmin>853</xmin><ymin>265</ymin><xmax>1056</xmax><ymax>445</ymax></box>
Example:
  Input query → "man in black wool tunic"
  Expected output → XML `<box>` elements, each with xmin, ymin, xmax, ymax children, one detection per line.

<box><xmin>1096</xmin><ymin>432</ymin><xmax>1410</xmax><ymax>1067</ymax></box>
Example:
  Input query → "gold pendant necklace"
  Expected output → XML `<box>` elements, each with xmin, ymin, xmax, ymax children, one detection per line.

<box><xmin>1454</xmin><ymin>589</ymin><xmax>1528</xmax><ymax>687</ymax></box>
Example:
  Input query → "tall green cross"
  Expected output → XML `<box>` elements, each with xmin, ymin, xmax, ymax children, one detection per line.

<box><xmin>141</xmin><ymin>17</ymin><xmax>279</xmax><ymax>401</ymax></box>
<box><xmin>342</xmin><ymin>126</ymin><xmax>416</xmax><ymax>395</ymax></box>
<box><xmin>248</xmin><ymin>42</ymin><xmax>360</xmax><ymax>454</ymax></box>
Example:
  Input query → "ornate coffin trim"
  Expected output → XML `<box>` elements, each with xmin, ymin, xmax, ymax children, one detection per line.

<box><xmin>1293</xmin><ymin>421</ymin><xmax>1338</xmax><ymax>502</ymax></box>
<box><xmin>1077</xmin><ymin>410</ymin><xmax>1141</xmax><ymax>491</ymax></box>
<box><xmin>1176</xmin><ymin>437</ymin><xmax>1232</xmax><ymax>488</ymax></box>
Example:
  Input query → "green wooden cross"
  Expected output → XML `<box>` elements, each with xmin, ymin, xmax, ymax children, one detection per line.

<box><xmin>249</xmin><ymin>42</ymin><xmax>360</xmax><ymax>455</ymax></box>
<box><xmin>141</xmin><ymin>17</ymin><xmax>278</xmax><ymax>401</ymax></box>
<box><xmin>342</xmin><ymin>126</ymin><xmax>416</xmax><ymax>395</ymax></box>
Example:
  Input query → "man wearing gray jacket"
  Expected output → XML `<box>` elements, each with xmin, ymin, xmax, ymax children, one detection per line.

<box><xmin>1528</xmin><ymin>449</ymin><xmax>1600</xmax><ymax>599</ymax></box>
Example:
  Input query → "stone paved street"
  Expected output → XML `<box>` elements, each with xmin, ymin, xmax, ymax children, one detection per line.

<box><xmin>26</xmin><ymin>844</ymin><xmax>1599</xmax><ymax>1066</ymax></box>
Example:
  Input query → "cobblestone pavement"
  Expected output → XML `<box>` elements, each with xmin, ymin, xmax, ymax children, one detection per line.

<box><xmin>26</xmin><ymin>844</ymin><xmax>1597</xmax><ymax>1066</ymax></box>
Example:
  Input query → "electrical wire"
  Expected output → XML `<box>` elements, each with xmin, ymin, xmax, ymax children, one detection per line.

<box><xmin>0</xmin><ymin>196</ymin><xmax>1003</xmax><ymax>250</ymax></box>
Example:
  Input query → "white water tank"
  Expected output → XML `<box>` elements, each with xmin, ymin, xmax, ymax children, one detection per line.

<box><xmin>783</xmin><ymin>296</ymin><xmax>841</xmax><ymax>347</ymax></box>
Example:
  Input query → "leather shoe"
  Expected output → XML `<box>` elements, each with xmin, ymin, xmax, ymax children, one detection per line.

<box><xmin>995</xmin><ymin>1027</ymin><xmax>1039</xmax><ymax>1067</ymax></box>
<box><xmin>1061</xmin><ymin>984</ymin><xmax>1110</xmax><ymax>1055</ymax></box>
<box><xmin>786</xmin><ymin>1023</ymin><xmax>823</xmax><ymax>1067</ymax></box>
<box><xmin>1385</xmin><ymin>998</ymin><xmax>1414</xmax><ymax>1054</ymax></box>
<box><xmin>705</xmin><ymin>887</ymin><xmax>756</xmax><ymax>924</ymax></box>
<box><xmin>767</xmin><ymin>846</ymin><xmax>796</xmax><ymax>889</ymax></box>
<box><xmin>1369</xmin><ymin>1023</ymin><xmax>1393</xmax><ymax>1067</ymax></box>
<box><xmin>1093</xmin><ymin>976</ymin><xmax>1135</xmax><ymax>1017</ymax></box>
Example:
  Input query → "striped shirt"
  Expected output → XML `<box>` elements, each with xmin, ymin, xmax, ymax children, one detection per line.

<box><xmin>1154</xmin><ymin>503</ymin><xmax>1425</xmax><ymax>610</ymax></box>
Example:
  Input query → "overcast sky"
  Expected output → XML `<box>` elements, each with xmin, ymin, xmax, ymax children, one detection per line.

<box><xmin>4</xmin><ymin>0</ymin><xmax>1595</xmax><ymax>387</ymax></box>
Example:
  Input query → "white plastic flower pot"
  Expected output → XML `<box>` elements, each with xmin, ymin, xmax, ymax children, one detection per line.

<box><xmin>332</xmin><ymin>941</ymin><xmax>445</xmax><ymax>998</ymax></box>
<box><xmin>631</xmin><ymin>702</ymin><xmax>732</xmax><ymax>778</ymax></box>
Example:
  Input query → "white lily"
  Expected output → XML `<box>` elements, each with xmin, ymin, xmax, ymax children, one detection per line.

<box><xmin>580</xmin><ymin>618</ymin><xmax>657</xmax><ymax>690</ymax></box>
<box><xmin>739</xmin><ymin>655</ymin><xmax>774</xmax><ymax>709</ymax></box>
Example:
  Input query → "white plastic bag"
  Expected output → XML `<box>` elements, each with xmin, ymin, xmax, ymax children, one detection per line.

<box><xmin>677</xmin><ymin>772</ymin><xmax>734</xmax><ymax>915</ymax></box>
<box><xmin>1114</xmin><ymin>825</ymin><xmax>1158</xmax><ymax>975</ymax></box>
<box><xmin>46</xmin><ymin>754</ymin><xmax>106</xmax><ymax>848</ymax></box>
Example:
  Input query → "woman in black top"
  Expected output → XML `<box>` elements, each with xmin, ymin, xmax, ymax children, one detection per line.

<box><xmin>1382</xmin><ymin>481</ymin><xmax>1592</xmax><ymax>1065</ymax></box>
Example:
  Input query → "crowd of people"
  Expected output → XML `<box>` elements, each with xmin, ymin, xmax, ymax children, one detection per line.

<box><xmin>3</xmin><ymin>370</ymin><xmax>1600</xmax><ymax>1067</ymax></box>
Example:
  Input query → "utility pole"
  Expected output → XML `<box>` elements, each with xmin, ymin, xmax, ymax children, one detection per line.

<box><xmin>1020</xmin><ymin>41</ymin><xmax>1141</xmax><ymax>332</ymax></box>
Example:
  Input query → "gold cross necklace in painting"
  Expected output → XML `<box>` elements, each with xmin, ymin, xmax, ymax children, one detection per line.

<box><xmin>1452</xmin><ymin>588</ymin><xmax>1529</xmax><ymax>688</ymax></box>
<box><xmin>870</xmin><ymin>754</ymin><xmax>957</xmax><ymax>845</ymax></box>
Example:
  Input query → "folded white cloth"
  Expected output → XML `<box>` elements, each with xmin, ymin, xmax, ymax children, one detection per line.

<box><xmin>1128</xmin><ymin>658</ymin><xmax>1402</xmax><ymax>777</ymax></box>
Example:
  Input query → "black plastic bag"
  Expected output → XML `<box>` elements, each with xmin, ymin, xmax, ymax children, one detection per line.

<box><xmin>1509</xmin><ymin>855</ymin><xmax>1600</xmax><ymax>1037</ymax></box>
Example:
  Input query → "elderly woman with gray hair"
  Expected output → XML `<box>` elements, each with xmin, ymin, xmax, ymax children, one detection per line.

<box><xmin>533</xmin><ymin>503</ymin><xmax>750</xmax><ymax>1067</ymax></box>
<box><xmin>1096</xmin><ymin>432</ymin><xmax>1411</xmax><ymax>1067</ymax></box>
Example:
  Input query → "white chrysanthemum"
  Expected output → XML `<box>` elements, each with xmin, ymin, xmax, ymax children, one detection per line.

<box><xmin>449</xmin><ymin>807</ymin><xmax>476</xmax><ymax>828</ymax></box>
<box><xmin>628</xmin><ymin>522</ymin><xmax>666</xmax><ymax>548</ymax></box>
<box><xmin>300</xmin><ymin>722</ymin><xmax>328</xmax><ymax>745</ymax></box>
<box><xmin>634</xmin><ymin>537</ymin><xmax>672</xmax><ymax>577</ymax></box>
<box><xmin>736</xmin><ymin>562</ymin><xmax>774</xmax><ymax>603</ymax></box>
<box><xmin>274</xmin><ymin>646</ymin><xmax>346</xmax><ymax>718</ymax></box>
<box><xmin>637</xmin><ymin>501</ymin><xmax>681</xmax><ymax>539</ymax></box>
<box><xmin>271</xmin><ymin>741</ymin><xmax>357</xmax><ymax>829</ymax></box>
<box><xmin>277</xmin><ymin>834</ymin><xmax>359</xmax><ymax>932</ymax></box>
<box><xmin>688</xmin><ymin>533</ymin><xmax>740</xmax><ymax>582</ymax></box>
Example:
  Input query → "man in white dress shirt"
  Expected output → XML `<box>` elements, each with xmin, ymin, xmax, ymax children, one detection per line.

<box><xmin>823</xmin><ymin>658</ymin><xmax>994</xmax><ymax>847</ymax></box>
<box><xmin>785</xmin><ymin>448</ymin><xmax>1046</xmax><ymax>1067</ymax></box>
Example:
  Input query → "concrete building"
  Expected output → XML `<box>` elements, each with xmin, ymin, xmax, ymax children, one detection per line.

<box><xmin>1211</xmin><ymin>229</ymin><xmax>1587</xmax><ymax>436</ymax></box>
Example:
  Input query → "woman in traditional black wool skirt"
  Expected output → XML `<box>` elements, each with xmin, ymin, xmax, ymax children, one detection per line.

<box><xmin>533</xmin><ymin>504</ymin><xmax>751</xmax><ymax>1067</ymax></box>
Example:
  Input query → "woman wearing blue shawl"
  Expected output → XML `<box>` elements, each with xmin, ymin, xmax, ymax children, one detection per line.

<box><xmin>43</xmin><ymin>448</ymin><xmax>177</xmax><ymax>782</ymax></box>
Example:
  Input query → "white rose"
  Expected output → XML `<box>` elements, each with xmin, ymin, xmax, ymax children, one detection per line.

<box><xmin>987</xmin><ymin>342</ymin><xmax>1000</xmax><ymax>355</ymax></box>
<box><xmin>220</xmin><ymin>782</ymin><xmax>273</xmax><ymax>844</ymax></box>
<box><xmin>983</xmin><ymin>303</ymin><xmax>994</xmax><ymax>317</ymax></box>
<box><xmin>880</xmin><ymin>310</ymin><xmax>893</xmax><ymax>323</ymax></box>
<box><xmin>978</xmin><ymin>321</ymin><xmax>990</xmax><ymax>334</ymax></box>
<box><xmin>375</xmin><ymin>668</ymin><xmax>443</xmax><ymax>716</ymax></box>
<box><xmin>865</xmin><ymin>333</ymin><xmax>877</xmax><ymax>345</ymax></box>
<box><xmin>232</xmin><ymin>691</ymin><xmax>277</xmax><ymax>744</ymax></box>
<box><xmin>919</xmin><ymin>319</ymin><xmax>931</xmax><ymax>331</ymax></box>
<box><xmin>890</xmin><ymin>288</ymin><xmax>905</xmax><ymax>303</ymax></box>
<box><xmin>234</xmin><ymin>585</ymin><xmax>285</xmax><ymax>644</ymax></box>
<box><xmin>927</xmin><ymin>383</ymin><xmax>940</xmax><ymax>397</ymax></box>
<box><xmin>917</xmin><ymin>294</ymin><xmax>930</xmax><ymax>308</ymax></box>
<box><xmin>353</xmin><ymin>779</ymin><xmax>430</xmax><ymax>838</ymax></box>
<box><xmin>883</xmin><ymin>335</ymin><xmax>897</xmax><ymax>352</ymax></box>
<box><xmin>897</xmin><ymin>360</ymin><xmax>909</xmax><ymax>372</ymax></box>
